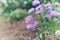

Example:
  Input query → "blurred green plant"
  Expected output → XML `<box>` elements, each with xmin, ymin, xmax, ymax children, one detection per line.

<box><xmin>6</xmin><ymin>0</ymin><xmax>33</xmax><ymax>9</ymax></box>
<box><xmin>2</xmin><ymin>0</ymin><xmax>33</xmax><ymax>16</ymax></box>
<box><xmin>14</xmin><ymin>37</ymin><xmax>18</xmax><ymax>40</ymax></box>
<box><xmin>0</xmin><ymin>2</ymin><xmax>5</xmax><ymax>15</ymax></box>
<box><xmin>2</xmin><ymin>9</ymin><xmax>29</xmax><ymax>21</ymax></box>
<box><xmin>2</xmin><ymin>0</ymin><xmax>53</xmax><ymax>15</ymax></box>
<box><xmin>56</xmin><ymin>0</ymin><xmax>60</xmax><ymax>2</ymax></box>
<box><xmin>3</xmin><ymin>0</ymin><xmax>53</xmax><ymax>11</ymax></box>
<box><xmin>0</xmin><ymin>2</ymin><xmax>5</xmax><ymax>8</ymax></box>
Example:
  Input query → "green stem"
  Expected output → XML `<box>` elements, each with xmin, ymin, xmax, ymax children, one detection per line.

<box><xmin>42</xmin><ymin>32</ymin><xmax>45</xmax><ymax>40</ymax></box>
<box><xmin>40</xmin><ymin>14</ymin><xmax>45</xmax><ymax>40</ymax></box>
<box><xmin>42</xmin><ymin>23</ymin><xmax>45</xmax><ymax>40</ymax></box>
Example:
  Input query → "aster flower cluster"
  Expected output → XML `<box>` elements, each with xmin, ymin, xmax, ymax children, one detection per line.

<box><xmin>25</xmin><ymin>0</ymin><xmax>60</xmax><ymax>29</ymax></box>
<box><xmin>32</xmin><ymin>0</ymin><xmax>40</xmax><ymax>6</ymax></box>
<box><xmin>44</xmin><ymin>2</ymin><xmax>52</xmax><ymax>12</ymax></box>
<box><xmin>25</xmin><ymin>0</ymin><xmax>60</xmax><ymax>39</ymax></box>
<box><xmin>28</xmin><ymin>0</ymin><xmax>43</xmax><ymax>14</ymax></box>
<box><xmin>25</xmin><ymin>15</ymin><xmax>39</xmax><ymax>30</ymax></box>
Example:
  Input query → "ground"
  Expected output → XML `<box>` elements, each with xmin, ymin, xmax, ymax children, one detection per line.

<box><xmin>0</xmin><ymin>17</ymin><xmax>57</xmax><ymax>40</ymax></box>
<box><xmin>0</xmin><ymin>17</ymin><xmax>39</xmax><ymax>40</ymax></box>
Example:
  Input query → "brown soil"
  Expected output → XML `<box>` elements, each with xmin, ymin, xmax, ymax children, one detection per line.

<box><xmin>0</xmin><ymin>17</ymin><xmax>39</xmax><ymax>40</ymax></box>
<box><xmin>0</xmin><ymin>17</ymin><xmax>57</xmax><ymax>40</ymax></box>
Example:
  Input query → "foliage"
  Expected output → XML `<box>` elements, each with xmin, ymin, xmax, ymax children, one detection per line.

<box><xmin>0</xmin><ymin>2</ymin><xmax>5</xmax><ymax>8</ymax></box>
<box><xmin>25</xmin><ymin>0</ymin><xmax>60</xmax><ymax>40</ymax></box>
<box><xmin>57</xmin><ymin>0</ymin><xmax>60</xmax><ymax>2</ymax></box>
<box><xmin>2</xmin><ymin>9</ymin><xmax>29</xmax><ymax>20</ymax></box>
<box><xmin>6</xmin><ymin>0</ymin><xmax>33</xmax><ymax>9</ymax></box>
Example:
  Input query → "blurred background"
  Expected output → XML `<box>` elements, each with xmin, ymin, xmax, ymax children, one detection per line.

<box><xmin>0</xmin><ymin>0</ymin><xmax>60</xmax><ymax>20</ymax></box>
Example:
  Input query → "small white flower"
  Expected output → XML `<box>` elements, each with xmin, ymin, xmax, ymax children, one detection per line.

<box><xmin>55</xmin><ymin>30</ymin><xmax>60</xmax><ymax>37</ymax></box>
<box><xmin>54</xmin><ymin>18</ymin><xmax>58</xmax><ymax>21</ymax></box>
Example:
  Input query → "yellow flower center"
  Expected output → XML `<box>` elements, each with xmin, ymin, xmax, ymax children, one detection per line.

<box><xmin>34</xmin><ymin>1</ymin><xmax>38</xmax><ymax>4</ymax></box>
<box><xmin>33</xmin><ymin>24</ymin><xmax>37</xmax><ymax>27</ymax></box>
<box><xmin>48</xmin><ymin>16</ymin><xmax>51</xmax><ymax>18</ymax></box>
<box><xmin>52</xmin><ymin>12</ymin><xmax>56</xmax><ymax>15</ymax></box>
<box><xmin>51</xmin><ymin>12</ymin><xmax>59</xmax><ymax>16</ymax></box>
<box><xmin>28</xmin><ymin>18</ymin><xmax>31</xmax><ymax>21</ymax></box>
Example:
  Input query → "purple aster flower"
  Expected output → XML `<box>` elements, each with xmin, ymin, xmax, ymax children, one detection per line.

<box><xmin>32</xmin><ymin>0</ymin><xmax>40</xmax><ymax>6</ymax></box>
<box><xmin>57</xmin><ymin>12</ymin><xmax>60</xmax><ymax>18</ymax></box>
<box><xmin>56</xmin><ymin>12</ymin><xmax>60</xmax><ymax>16</ymax></box>
<box><xmin>44</xmin><ymin>2</ymin><xmax>52</xmax><ymax>12</ymax></box>
<box><xmin>57</xmin><ymin>7</ymin><xmax>60</xmax><ymax>12</ymax></box>
<box><xmin>26</xmin><ymin>24</ymin><xmax>33</xmax><ymax>30</ymax></box>
<box><xmin>35</xmin><ymin>5</ymin><xmax>42</xmax><ymax>11</ymax></box>
<box><xmin>26</xmin><ymin>21</ymin><xmax>39</xmax><ymax>30</ymax></box>
<box><xmin>25</xmin><ymin>15</ymin><xmax>34</xmax><ymax>23</ymax></box>
<box><xmin>53</xmin><ymin>2</ymin><xmax>60</xmax><ymax>6</ymax></box>
<box><xmin>50</xmin><ymin>11</ymin><xmax>60</xmax><ymax>16</ymax></box>
<box><xmin>58</xmin><ymin>16</ymin><xmax>60</xmax><ymax>18</ymax></box>
<box><xmin>46</xmin><ymin>6</ymin><xmax>52</xmax><ymax>12</ymax></box>
<box><xmin>35</xmin><ymin>10</ymin><xmax>42</xmax><ymax>14</ymax></box>
<box><xmin>33</xmin><ymin>21</ymin><xmax>39</xmax><ymax>28</ymax></box>
<box><xmin>28</xmin><ymin>8</ymin><xmax>35</xmax><ymax>14</ymax></box>
<box><xmin>44</xmin><ymin>14</ymin><xmax>52</xmax><ymax>19</ymax></box>
<box><xmin>50</xmin><ymin>11</ymin><xmax>57</xmax><ymax>16</ymax></box>
<box><xmin>35</xmin><ymin>5</ymin><xmax>43</xmax><ymax>14</ymax></box>
<box><xmin>44</xmin><ymin>2</ymin><xmax>51</xmax><ymax>8</ymax></box>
